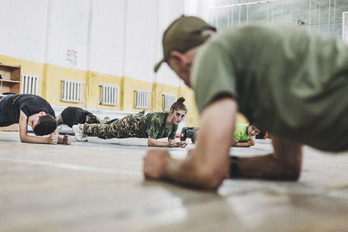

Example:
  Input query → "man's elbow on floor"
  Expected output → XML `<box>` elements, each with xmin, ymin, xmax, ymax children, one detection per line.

<box><xmin>19</xmin><ymin>135</ymin><xmax>26</xmax><ymax>143</ymax></box>
<box><xmin>199</xmin><ymin>170</ymin><xmax>226</xmax><ymax>190</ymax></box>
<box><xmin>20</xmin><ymin>138</ymin><xmax>30</xmax><ymax>143</ymax></box>
<box><xmin>285</xmin><ymin>168</ymin><xmax>302</xmax><ymax>181</ymax></box>
<box><xmin>272</xmin><ymin>166</ymin><xmax>302</xmax><ymax>181</ymax></box>
<box><xmin>147</xmin><ymin>138</ymin><xmax>161</xmax><ymax>147</ymax></box>
<box><xmin>147</xmin><ymin>140</ymin><xmax>154</xmax><ymax>147</ymax></box>
<box><xmin>283</xmin><ymin>161</ymin><xmax>302</xmax><ymax>181</ymax></box>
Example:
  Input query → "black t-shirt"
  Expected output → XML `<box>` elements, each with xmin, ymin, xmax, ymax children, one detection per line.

<box><xmin>60</xmin><ymin>107</ymin><xmax>91</xmax><ymax>127</ymax></box>
<box><xmin>4</xmin><ymin>94</ymin><xmax>55</xmax><ymax>123</ymax></box>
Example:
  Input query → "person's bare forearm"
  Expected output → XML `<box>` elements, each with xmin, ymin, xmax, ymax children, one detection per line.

<box><xmin>233</xmin><ymin>142</ymin><xmax>251</xmax><ymax>147</ymax></box>
<box><xmin>164</xmin><ymin>155</ymin><xmax>202</xmax><ymax>185</ymax></box>
<box><xmin>20</xmin><ymin>134</ymin><xmax>49</xmax><ymax>144</ymax></box>
<box><xmin>164</xmin><ymin>150</ymin><xmax>229</xmax><ymax>189</ymax></box>
<box><xmin>163</xmin><ymin>99</ymin><xmax>237</xmax><ymax>188</ymax></box>
<box><xmin>147</xmin><ymin>137</ymin><xmax>171</xmax><ymax>147</ymax></box>
<box><xmin>234</xmin><ymin>137</ymin><xmax>303</xmax><ymax>180</ymax></box>
<box><xmin>237</xmin><ymin>154</ymin><xmax>297</xmax><ymax>180</ymax></box>
<box><xmin>148</xmin><ymin>141</ymin><xmax>170</xmax><ymax>147</ymax></box>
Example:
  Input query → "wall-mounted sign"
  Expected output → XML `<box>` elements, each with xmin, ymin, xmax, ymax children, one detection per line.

<box><xmin>66</xmin><ymin>48</ymin><xmax>78</xmax><ymax>67</ymax></box>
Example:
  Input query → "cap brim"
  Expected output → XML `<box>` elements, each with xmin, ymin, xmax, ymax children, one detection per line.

<box><xmin>154</xmin><ymin>59</ymin><xmax>164</xmax><ymax>72</ymax></box>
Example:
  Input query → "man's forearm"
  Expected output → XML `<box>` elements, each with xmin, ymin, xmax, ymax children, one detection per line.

<box><xmin>163</xmin><ymin>146</ymin><xmax>230</xmax><ymax>189</ymax></box>
<box><xmin>20</xmin><ymin>134</ymin><xmax>49</xmax><ymax>144</ymax></box>
<box><xmin>236</xmin><ymin>154</ymin><xmax>300</xmax><ymax>180</ymax></box>
<box><xmin>233</xmin><ymin>142</ymin><xmax>251</xmax><ymax>147</ymax></box>
<box><xmin>164</xmin><ymin>154</ymin><xmax>227</xmax><ymax>189</ymax></box>
<box><xmin>233</xmin><ymin>137</ymin><xmax>303</xmax><ymax>180</ymax></box>
<box><xmin>143</xmin><ymin>97</ymin><xmax>238</xmax><ymax>190</ymax></box>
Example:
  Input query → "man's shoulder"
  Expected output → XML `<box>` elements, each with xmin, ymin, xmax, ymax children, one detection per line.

<box><xmin>213</xmin><ymin>24</ymin><xmax>306</xmax><ymax>43</ymax></box>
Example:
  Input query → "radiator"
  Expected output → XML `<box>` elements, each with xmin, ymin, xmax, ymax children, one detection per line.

<box><xmin>61</xmin><ymin>79</ymin><xmax>84</xmax><ymax>103</ymax></box>
<box><xmin>134</xmin><ymin>90</ymin><xmax>152</xmax><ymax>109</ymax></box>
<box><xmin>99</xmin><ymin>84</ymin><xmax>119</xmax><ymax>106</ymax></box>
<box><xmin>21</xmin><ymin>73</ymin><xmax>39</xmax><ymax>95</ymax></box>
<box><xmin>162</xmin><ymin>93</ymin><xmax>177</xmax><ymax>111</ymax></box>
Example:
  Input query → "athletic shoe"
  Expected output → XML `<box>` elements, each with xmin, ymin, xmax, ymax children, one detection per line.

<box><xmin>191</xmin><ymin>131</ymin><xmax>197</xmax><ymax>144</ymax></box>
<box><xmin>72</xmin><ymin>125</ymin><xmax>88</xmax><ymax>142</ymax></box>
<box><xmin>180</xmin><ymin>127</ymin><xmax>188</xmax><ymax>141</ymax></box>
<box><xmin>185</xmin><ymin>129</ymin><xmax>197</xmax><ymax>144</ymax></box>
<box><xmin>180</xmin><ymin>127</ymin><xmax>198</xmax><ymax>143</ymax></box>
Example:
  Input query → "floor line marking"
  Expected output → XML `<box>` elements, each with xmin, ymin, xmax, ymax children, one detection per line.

<box><xmin>0</xmin><ymin>158</ymin><xmax>142</xmax><ymax>177</ymax></box>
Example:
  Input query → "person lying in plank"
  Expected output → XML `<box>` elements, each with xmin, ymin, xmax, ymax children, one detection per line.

<box><xmin>0</xmin><ymin>94</ymin><xmax>71</xmax><ymax>144</ymax></box>
<box><xmin>72</xmin><ymin>97</ymin><xmax>188</xmax><ymax>148</ymax></box>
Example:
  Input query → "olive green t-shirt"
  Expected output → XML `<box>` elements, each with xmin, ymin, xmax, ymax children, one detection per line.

<box><xmin>191</xmin><ymin>24</ymin><xmax>348</xmax><ymax>151</ymax></box>
<box><xmin>234</xmin><ymin>123</ymin><xmax>252</xmax><ymax>142</ymax></box>
<box><xmin>140</xmin><ymin>112</ymin><xmax>178</xmax><ymax>140</ymax></box>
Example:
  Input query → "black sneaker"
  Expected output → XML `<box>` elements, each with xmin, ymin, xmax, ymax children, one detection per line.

<box><xmin>180</xmin><ymin>127</ymin><xmax>188</xmax><ymax>141</ymax></box>
<box><xmin>185</xmin><ymin>129</ymin><xmax>197</xmax><ymax>144</ymax></box>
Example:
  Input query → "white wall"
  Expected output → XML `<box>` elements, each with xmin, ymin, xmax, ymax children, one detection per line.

<box><xmin>123</xmin><ymin>0</ymin><xmax>159</xmax><ymax>81</ymax></box>
<box><xmin>0</xmin><ymin>0</ymin><xmax>201</xmax><ymax>87</ymax></box>
<box><xmin>154</xmin><ymin>0</ymin><xmax>215</xmax><ymax>87</ymax></box>
<box><xmin>154</xmin><ymin>0</ymin><xmax>187</xmax><ymax>87</ymax></box>
<box><xmin>45</xmin><ymin>0</ymin><xmax>92</xmax><ymax>70</ymax></box>
<box><xmin>0</xmin><ymin>0</ymin><xmax>49</xmax><ymax>62</ymax></box>
<box><xmin>88</xmin><ymin>0</ymin><xmax>126</xmax><ymax>75</ymax></box>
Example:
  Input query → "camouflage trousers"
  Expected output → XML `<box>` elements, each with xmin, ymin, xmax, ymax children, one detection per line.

<box><xmin>83</xmin><ymin>112</ymin><xmax>145</xmax><ymax>139</ymax></box>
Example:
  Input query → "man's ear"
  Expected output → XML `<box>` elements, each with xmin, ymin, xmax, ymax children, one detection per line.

<box><xmin>170</xmin><ymin>51</ymin><xmax>187</xmax><ymax>66</ymax></box>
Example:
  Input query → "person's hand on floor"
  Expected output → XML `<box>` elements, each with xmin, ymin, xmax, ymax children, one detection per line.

<box><xmin>48</xmin><ymin>132</ymin><xmax>59</xmax><ymax>144</ymax></box>
<box><xmin>175</xmin><ymin>141</ymin><xmax>188</xmax><ymax>148</ymax></box>
<box><xmin>62</xmin><ymin>134</ymin><xmax>71</xmax><ymax>145</ymax></box>
<box><xmin>143</xmin><ymin>149</ymin><xmax>171</xmax><ymax>179</ymax></box>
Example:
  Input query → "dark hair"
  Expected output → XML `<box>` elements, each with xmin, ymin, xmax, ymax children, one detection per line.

<box><xmin>170</xmin><ymin>97</ymin><xmax>187</xmax><ymax>113</ymax></box>
<box><xmin>33</xmin><ymin>114</ymin><xmax>57</xmax><ymax>136</ymax></box>
<box><xmin>86</xmin><ymin>114</ymin><xmax>100</xmax><ymax>124</ymax></box>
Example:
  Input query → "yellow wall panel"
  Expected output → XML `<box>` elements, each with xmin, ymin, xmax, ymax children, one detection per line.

<box><xmin>178</xmin><ymin>86</ymin><xmax>199</xmax><ymax>127</ymax></box>
<box><xmin>86</xmin><ymin>71</ymin><xmax>123</xmax><ymax>110</ymax></box>
<box><xmin>122</xmin><ymin>77</ymin><xmax>153</xmax><ymax>112</ymax></box>
<box><xmin>2</xmin><ymin>55</ymin><xmax>244</xmax><ymax>128</ymax></box>
<box><xmin>43</xmin><ymin>64</ymin><xmax>87</xmax><ymax>107</ymax></box>
<box><xmin>152</xmin><ymin>83</ymin><xmax>178</xmax><ymax>112</ymax></box>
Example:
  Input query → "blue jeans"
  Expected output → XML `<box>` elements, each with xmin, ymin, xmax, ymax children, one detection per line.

<box><xmin>0</xmin><ymin>94</ymin><xmax>15</xmax><ymax>127</ymax></box>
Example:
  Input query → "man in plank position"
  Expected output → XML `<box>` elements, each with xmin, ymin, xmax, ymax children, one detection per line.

<box><xmin>143</xmin><ymin>16</ymin><xmax>348</xmax><ymax>189</ymax></box>
<box><xmin>0</xmin><ymin>94</ymin><xmax>71</xmax><ymax>145</ymax></box>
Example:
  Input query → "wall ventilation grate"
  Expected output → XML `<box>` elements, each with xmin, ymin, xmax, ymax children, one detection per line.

<box><xmin>21</xmin><ymin>73</ymin><xmax>39</xmax><ymax>95</ymax></box>
<box><xmin>162</xmin><ymin>93</ymin><xmax>177</xmax><ymax>111</ymax></box>
<box><xmin>61</xmin><ymin>79</ymin><xmax>84</xmax><ymax>103</ymax></box>
<box><xmin>134</xmin><ymin>90</ymin><xmax>152</xmax><ymax>109</ymax></box>
<box><xmin>99</xmin><ymin>84</ymin><xmax>119</xmax><ymax>106</ymax></box>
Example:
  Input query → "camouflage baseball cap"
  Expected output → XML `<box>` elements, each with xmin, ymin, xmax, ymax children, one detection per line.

<box><xmin>154</xmin><ymin>15</ymin><xmax>216</xmax><ymax>72</ymax></box>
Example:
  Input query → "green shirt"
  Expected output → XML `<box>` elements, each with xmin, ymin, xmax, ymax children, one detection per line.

<box><xmin>140</xmin><ymin>112</ymin><xmax>178</xmax><ymax>140</ymax></box>
<box><xmin>192</xmin><ymin>24</ymin><xmax>348</xmax><ymax>151</ymax></box>
<box><xmin>234</xmin><ymin>123</ymin><xmax>252</xmax><ymax>142</ymax></box>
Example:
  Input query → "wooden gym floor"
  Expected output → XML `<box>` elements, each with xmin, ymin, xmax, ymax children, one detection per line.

<box><xmin>0</xmin><ymin>131</ymin><xmax>347</xmax><ymax>232</ymax></box>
